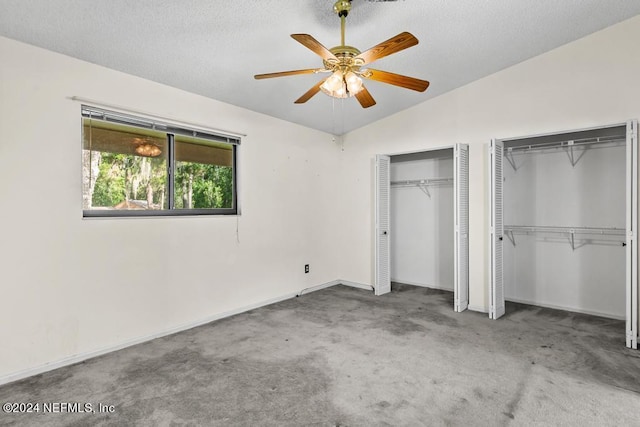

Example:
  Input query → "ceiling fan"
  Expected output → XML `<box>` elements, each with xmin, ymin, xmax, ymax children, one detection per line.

<box><xmin>254</xmin><ymin>0</ymin><xmax>429</xmax><ymax>108</ymax></box>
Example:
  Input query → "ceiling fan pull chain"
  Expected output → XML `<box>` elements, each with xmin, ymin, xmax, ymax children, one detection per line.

<box><xmin>332</xmin><ymin>96</ymin><xmax>336</xmax><ymax>136</ymax></box>
<box><xmin>341</xmin><ymin>97</ymin><xmax>345</xmax><ymax>135</ymax></box>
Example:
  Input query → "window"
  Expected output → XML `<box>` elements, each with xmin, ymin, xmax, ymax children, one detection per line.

<box><xmin>81</xmin><ymin>106</ymin><xmax>238</xmax><ymax>217</ymax></box>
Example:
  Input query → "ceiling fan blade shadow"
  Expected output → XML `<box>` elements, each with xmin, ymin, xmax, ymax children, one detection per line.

<box><xmin>291</xmin><ymin>34</ymin><xmax>337</xmax><ymax>61</ymax></box>
<box><xmin>254</xmin><ymin>69</ymin><xmax>322</xmax><ymax>79</ymax></box>
<box><xmin>295</xmin><ymin>80</ymin><xmax>325</xmax><ymax>104</ymax></box>
<box><xmin>355</xmin><ymin>32</ymin><xmax>419</xmax><ymax>65</ymax></box>
<box><xmin>355</xmin><ymin>86</ymin><xmax>376</xmax><ymax>108</ymax></box>
<box><xmin>364</xmin><ymin>69</ymin><xmax>430</xmax><ymax>92</ymax></box>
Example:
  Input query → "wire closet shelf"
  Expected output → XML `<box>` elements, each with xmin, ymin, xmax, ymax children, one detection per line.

<box><xmin>503</xmin><ymin>225</ymin><xmax>627</xmax><ymax>250</ymax></box>
<box><xmin>390</xmin><ymin>177</ymin><xmax>453</xmax><ymax>198</ymax></box>
<box><xmin>504</xmin><ymin>134</ymin><xmax>626</xmax><ymax>169</ymax></box>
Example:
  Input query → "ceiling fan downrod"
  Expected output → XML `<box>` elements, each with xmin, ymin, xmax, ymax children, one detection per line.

<box><xmin>327</xmin><ymin>0</ymin><xmax>361</xmax><ymax>66</ymax></box>
<box><xmin>334</xmin><ymin>0</ymin><xmax>352</xmax><ymax>47</ymax></box>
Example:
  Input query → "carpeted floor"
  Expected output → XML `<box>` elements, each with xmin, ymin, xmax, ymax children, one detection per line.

<box><xmin>1</xmin><ymin>283</ymin><xmax>639</xmax><ymax>426</ymax></box>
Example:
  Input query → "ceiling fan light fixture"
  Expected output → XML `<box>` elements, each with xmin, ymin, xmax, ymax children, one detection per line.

<box><xmin>345</xmin><ymin>71</ymin><xmax>363</xmax><ymax>95</ymax></box>
<box><xmin>320</xmin><ymin>69</ymin><xmax>363</xmax><ymax>99</ymax></box>
<box><xmin>321</xmin><ymin>70</ymin><xmax>343</xmax><ymax>91</ymax></box>
<box><xmin>321</xmin><ymin>70</ymin><xmax>346</xmax><ymax>98</ymax></box>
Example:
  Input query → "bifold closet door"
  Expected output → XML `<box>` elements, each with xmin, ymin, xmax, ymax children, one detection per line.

<box><xmin>375</xmin><ymin>154</ymin><xmax>391</xmax><ymax>296</ymax></box>
<box><xmin>626</xmin><ymin>120</ymin><xmax>638</xmax><ymax>349</ymax></box>
<box><xmin>489</xmin><ymin>139</ymin><xmax>505</xmax><ymax>319</ymax></box>
<box><xmin>454</xmin><ymin>144</ymin><xmax>469</xmax><ymax>312</ymax></box>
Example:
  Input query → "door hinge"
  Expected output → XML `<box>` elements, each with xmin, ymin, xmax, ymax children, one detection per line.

<box><xmin>627</xmin><ymin>330</ymin><xmax>635</xmax><ymax>342</ymax></box>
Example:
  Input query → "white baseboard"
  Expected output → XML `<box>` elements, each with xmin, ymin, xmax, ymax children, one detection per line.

<box><xmin>338</xmin><ymin>280</ymin><xmax>374</xmax><ymax>291</ymax></box>
<box><xmin>297</xmin><ymin>280</ymin><xmax>341</xmax><ymax>296</ymax></box>
<box><xmin>391</xmin><ymin>279</ymin><xmax>454</xmax><ymax>292</ymax></box>
<box><xmin>0</xmin><ymin>279</ymin><xmax>353</xmax><ymax>387</ymax></box>
<box><xmin>505</xmin><ymin>297</ymin><xmax>625</xmax><ymax>320</ymax></box>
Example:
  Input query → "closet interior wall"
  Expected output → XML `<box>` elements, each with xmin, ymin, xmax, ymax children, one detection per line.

<box><xmin>390</xmin><ymin>149</ymin><xmax>454</xmax><ymax>291</ymax></box>
<box><xmin>503</xmin><ymin>127</ymin><xmax>627</xmax><ymax>319</ymax></box>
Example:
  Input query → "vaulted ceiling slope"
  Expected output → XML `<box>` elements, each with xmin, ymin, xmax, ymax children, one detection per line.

<box><xmin>1</xmin><ymin>1</ymin><xmax>639</xmax><ymax>135</ymax></box>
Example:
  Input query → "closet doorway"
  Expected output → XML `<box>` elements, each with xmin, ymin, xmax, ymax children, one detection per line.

<box><xmin>375</xmin><ymin>144</ymin><xmax>469</xmax><ymax>312</ymax></box>
<box><xmin>488</xmin><ymin>121</ymin><xmax>638</xmax><ymax>349</ymax></box>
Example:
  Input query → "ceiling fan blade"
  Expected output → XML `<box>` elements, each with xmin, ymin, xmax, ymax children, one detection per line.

<box><xmin>355</xmin><ymin>86</ymin><xmax>376</xmax><ymax>108</ymax></box>
<box><xmin>355</xmin><ymin>32</ymin><xmax>419</xmax><ymax>65</ymax></box>
<box><xmin>294</xmin><ymin>80</ymin><xmax>324</xmax><ymax>104</ymax></box>
<box><xmin>291</xmin><ymin>34</ymin><xmax>337</xmax><ymax>61</ymax></box>
<box><xmin>254</xmin><ymin>69</ymin><xmax>322</xmax><ymax>80</ymax></box>
<box><xmin>364</xmin><ymin>69</ymin><xmax>430</xmax><ymax>92</ymax></box>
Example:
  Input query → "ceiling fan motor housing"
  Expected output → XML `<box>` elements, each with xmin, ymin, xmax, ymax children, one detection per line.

<box><xmin>324</xmin><ymin>46</ymin><xmax>365</xmax><ymax>75</ymax></box>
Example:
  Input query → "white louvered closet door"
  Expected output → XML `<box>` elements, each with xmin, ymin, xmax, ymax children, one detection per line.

<box><xmin>375</xmin><ymin>154</ymin><xmax>391</xmax><ymax>296</ymax></box>
<box><xmin>626</xmin><ymin>120</ymin><xmax>638</xmax><ymax>349</ymax></box>
<box><xmin>490</xmin><ymin>140</ymin><xmax>506</xmax><ymax>319</ymax></box>
<box><xmin>454</xmin><ymin>144</ymin><xmax>470</xmax><ymax>312</ymax></box>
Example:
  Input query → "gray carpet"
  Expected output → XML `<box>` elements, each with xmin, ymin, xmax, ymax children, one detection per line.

<box><xmin>1</xmin><ymin>283</ymin><xmax>639</xmax><ymax>426</ymax></box>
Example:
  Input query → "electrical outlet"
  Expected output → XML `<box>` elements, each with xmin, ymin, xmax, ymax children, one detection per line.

<box><xmin>304</xmin><ymin>264</ymin><xmax>309</xmax><ymax>274</ymax></box>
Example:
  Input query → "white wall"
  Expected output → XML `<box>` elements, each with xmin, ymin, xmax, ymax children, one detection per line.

<box><xmin>337</xmin><ymin>15</ymin><xmax>640</xmax><ymax>316</ymax></box>
<box><xmin>3</xmin><ymin>14</ymin><xmax>640</xmax><ymax>381</ymax></box>
<box><xmin>390</xmin><ymin>155</ymin><xmax>454</xmax><ymax>290</ymax></box>
<box><xmin>503</xmin><ymin>144</ymin><xmax>626</xmax><ymax>318</ymax></box>
<box><xmin>0</xmin><ymin>37</ymin><xmax>343</xmax><ymax>380</ymax></box>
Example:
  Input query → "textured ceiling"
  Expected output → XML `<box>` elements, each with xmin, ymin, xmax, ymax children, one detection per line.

<box><xmin>1</xmin><ymin>0</ymin><xmax>640</xmax><ymax>135</ymax></box>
